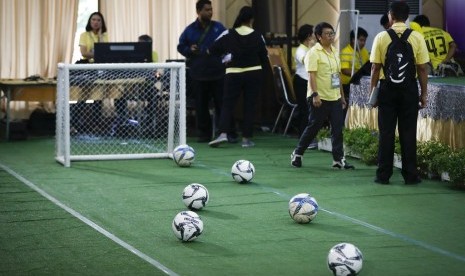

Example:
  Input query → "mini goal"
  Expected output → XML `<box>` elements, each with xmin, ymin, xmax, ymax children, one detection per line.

<box><xmin>55</xmin><ymin>62</ymin><xmax>186</xmax><ymax>167</ymax></box>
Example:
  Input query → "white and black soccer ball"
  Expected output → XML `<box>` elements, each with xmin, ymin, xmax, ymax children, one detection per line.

<box><xmin>231</xmin><ymin>160</ymin><xmax>255</xmax><ymax>183</ymax></box>
<box><xmin>288</xmin><ymin>193</ymin><xmax>318</xmax><ymax>224</ymax></box>
<box><xmin>182</xmin><ymin>183</ymin><xmax>209</xmax><ymax>210</ymax></box>
<box><xmin>172</xmin><ymin>210</ymin><xmax>203</xmax><ymax>242</ymax></box>
<box><xmin>327</xmin><ymin>243</ymin><xmax>363</xmax><ymax>276</ymax></box>
<box><xmin>173</xmin><ymin>144</ymin><xmax>195</xmax><ymax>167</ymax></box>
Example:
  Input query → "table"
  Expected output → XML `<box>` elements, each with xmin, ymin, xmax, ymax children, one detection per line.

<box><xmin>348</xmin><ymin>76</ymin><xmax>465</xmax><ymax>149</ymax></box>
<box><xmin>0</xmin><ymin>79</ymin><xmax>56</xmax><ymax>141</ymax></box>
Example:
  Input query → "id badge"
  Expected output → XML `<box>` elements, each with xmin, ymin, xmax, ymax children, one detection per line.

<box><xmin>331</xmin><ymin>73</ymin><xmax>340</xmax><ymax>88</ymax></box>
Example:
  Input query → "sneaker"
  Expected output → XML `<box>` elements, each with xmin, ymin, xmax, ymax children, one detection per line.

<box><xmin>208</xmin><ymin>136</ymin><xmax>228</xmax><ymax>147</ymax></box>
<box><xmin>242</xmin><ymin>140</ymin><xmax>255</xmax><ymax>148</ymax></box>
<box><xmin>332</xmin><ymin>159</ymin><xmax>355</xmax><ymax>169</ymax></box>
<box><xmin>291</xmin><ymin>151</ymin><xmax>302</xmax><ymax>168</ymax></box>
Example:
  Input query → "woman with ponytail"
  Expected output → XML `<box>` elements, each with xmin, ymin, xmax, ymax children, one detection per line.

<box><xmin>208</xmin><ymin>6</ymin><xmax>269</xmax><ymax>148</ymax></box>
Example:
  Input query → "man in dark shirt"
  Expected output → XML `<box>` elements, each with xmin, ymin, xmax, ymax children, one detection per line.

<box><xmin>177</xmin><ymin>0</ymin><xmax>232</xmax><ymax>142</ymax></box>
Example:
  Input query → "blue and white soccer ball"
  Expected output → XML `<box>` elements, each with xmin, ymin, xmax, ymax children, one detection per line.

<box><xmin>288</xmin><ymin>193</ymin><xmax>319</xmax><ymax>224</ymax></box>
<box><xmin>231</xmin><ymin>160</ymin><xmax>255</xmax><ymax>183</ymax></box>
<box><xmin>327</xmin><ymin>242</ymin><xmax>363</xmax><ymax>276</ymax></box>
<box><xmin>173</xmin><ymin>144</ymin><xmax>195</xmax><ymax>167</ymax></box>
<box><xmin>182</xmin><ymin>183</ymin><xmax>209</xmax><ymax>210</ymax></box>
<box><xmin>172</xmin><ymin>210</ymin><xmax>203</xmax><ymax>242</ymax></box>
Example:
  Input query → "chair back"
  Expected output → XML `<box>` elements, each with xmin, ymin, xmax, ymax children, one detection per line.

<box><xmin>267</xmin><ymin>47</ymin><xmax>296</xmax><ymax>102</ymax></box>
<box><xmin>273</xmin><ymin>65</ymin><xmax>295</xmax><ymax>106</ymax></box>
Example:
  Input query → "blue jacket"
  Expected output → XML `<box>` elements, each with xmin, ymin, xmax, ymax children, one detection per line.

<box><xmin>177</xmin><ymin>19</ymin><xmax>226</xmax><ymax>80</ymax></box>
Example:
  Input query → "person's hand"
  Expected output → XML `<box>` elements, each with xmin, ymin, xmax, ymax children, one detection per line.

<box><xmin>419</xmin><ymin>93</ymin><xmax>427</xmax><ymax>109</ymax></box>
<box><xmin>341</xmin><ymin>98</ymin><xmax>347</xmax><ymax>109</ymax></box>
<box><xmin>312</xmin><ymin>95</ymin><xmax>322</xmax><ymax>108</ymax></box>
<box><xmin>190</xmin><ymin>44</ymin><xmax>199</xmax><ymax>54</ymax></box>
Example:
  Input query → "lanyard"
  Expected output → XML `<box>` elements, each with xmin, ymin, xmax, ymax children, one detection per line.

<box><xmin>324</xmin><ymin>48</ymin><xmax>339</xmax><ymax>74</ymax></box>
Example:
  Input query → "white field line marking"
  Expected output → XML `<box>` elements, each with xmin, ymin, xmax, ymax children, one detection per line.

<box><xmin>0</xmin><ymin>163</ymin><xmax>179</xmax><ymax>276</ymax></box>
<box><xmin>254</xmin><ymin>180</ymin><xmax>465</xmax><ymax>263</ymax></box>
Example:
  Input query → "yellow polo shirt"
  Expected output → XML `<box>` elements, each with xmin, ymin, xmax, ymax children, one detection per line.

<box><xmin>304</xmin><ymin>43</ymin><xmax>341</xmax><ymax>101</ymax></box>
<box><xmin>340</xmin><ymin>44</ymin><xmax>370</xmax><ymax>85</ymax></box>
<box><xmin>370</xmin><ymin>22</ymin><xmax>429</xmax><ymax>79</ymax></box>
<box><xmin>79</xmin><ymin>31</ymin><xmax>109</xmax><ymax>60</ymax></box>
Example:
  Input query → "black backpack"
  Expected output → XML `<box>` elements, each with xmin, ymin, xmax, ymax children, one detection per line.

<box><xmin>383</xmin><ymin>28</ymin><xmax>415</xmax><ymax>88</ymax></box>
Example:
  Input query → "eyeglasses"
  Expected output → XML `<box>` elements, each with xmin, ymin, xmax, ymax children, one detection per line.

<box><xmin>323</xmin><ymin>31</ymin><xmax>336</xmax><ymax>36</ymax></box>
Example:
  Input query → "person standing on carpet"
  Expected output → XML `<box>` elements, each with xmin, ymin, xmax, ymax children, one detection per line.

<box><xmin>177</xmin><ymin>0</ymin><xmax>231</xmax><ymax>143</ymax></box>
<box><xmin>290</xmin><ymin>22</ymin><xmax>354</xmax><ymax>169</ymax></box>
<box><xmin>369</xmin><ymin>0</ymin><xmax>429</xmax><ymax>185</ymax></box>
<box><xmin>208</xmin><ymin>6</ymin><xmax>269</xmax><ymax>148</ymax></box>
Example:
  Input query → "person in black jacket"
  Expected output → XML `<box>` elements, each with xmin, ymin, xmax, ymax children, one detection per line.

<box><xmin>177</xmin><ymin>0</ymin><xmax>227</xmax><ymax>142</ymax></box>
<box><xmin>208</xmin><ymin>6</ymin><xmax>269</xmax><ymax>148</ymax></box>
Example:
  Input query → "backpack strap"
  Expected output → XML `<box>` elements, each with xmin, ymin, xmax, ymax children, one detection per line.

<box><xmin>400</xmin><ymin>28</ymin><xmax>412</xmax><ymax>41</ymax></box>
<box><xmin>386</xmin><ymin>28</ymin><xmax>398</xmax><ymax>42</ymax></box>
<box><xmin>387</xmin><ymin>28</ymin><xmax>412</xmax><ymax>42</ymax></box>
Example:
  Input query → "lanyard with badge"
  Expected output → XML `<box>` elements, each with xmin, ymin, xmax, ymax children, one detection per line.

<box><xmin>326</xmin><ymin>50</ymin><xmax>340</xmax><ymax>88</ymax></box>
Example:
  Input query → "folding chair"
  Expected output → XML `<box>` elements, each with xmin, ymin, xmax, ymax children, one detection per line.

<box><xmin>272</xmin><ymin>65</ymin><xmax>297</xmax><ymax>136</ymax></box>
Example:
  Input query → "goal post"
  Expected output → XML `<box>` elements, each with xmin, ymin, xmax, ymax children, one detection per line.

<box><xmin>55</xmin><ymin>62</ymin><xmax>186</xmax><ymax>167</ymax></box>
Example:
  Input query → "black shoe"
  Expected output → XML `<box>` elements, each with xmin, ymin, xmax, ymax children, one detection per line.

<box><xmin>291</xmin><ymin>151</ymin><xmax>302</xmax><ymax>168</ymax></box>
<box><xmin>374</xmin><ymin>178</ymin><xmax>390</xmax><ymax>185</ymax></box>
<box><xmin>405</xmin><ymin>177</ymin><xmax>422</xmax><ymax>185</ymax></box>
<box><xmin>332</xmin><ymin>159</ymin><xmax>355</xmax><ymax>169</ymax></box>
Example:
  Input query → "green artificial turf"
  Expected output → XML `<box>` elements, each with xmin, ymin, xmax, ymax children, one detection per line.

<box><xmin>1</xmin><ymin>134</ymin><xmax>465</xmax><ymax>275</ymax></box>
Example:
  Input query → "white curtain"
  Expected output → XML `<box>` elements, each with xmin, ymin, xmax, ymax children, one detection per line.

<box><xmin>0</xmin><ymin>0</ymin><xmax>225</xmax><ymax>78</ymax></box>
<box><xmin>0</xmin><ymin>0</ymin><xmax>78</xmax><ymax>79</ymax></box>
<box><xmin>101</xmin><ymin>0</ymin><xmax>199</xmax><ymax>62</ymax></box>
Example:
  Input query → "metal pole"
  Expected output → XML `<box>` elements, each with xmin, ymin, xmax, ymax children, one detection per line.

<box><xmin>286</xmin><ymin>0</ymin><xmax>293</xmax><ymax>72</ymax></box>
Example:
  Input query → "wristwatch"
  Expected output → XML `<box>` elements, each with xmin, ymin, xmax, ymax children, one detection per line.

<box><xmin>311</xmin><ymin>92</ymin><xmax>319</xmax><ymax>97</ymax></box>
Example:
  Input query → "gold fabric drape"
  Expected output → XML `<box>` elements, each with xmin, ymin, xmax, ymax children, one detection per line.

<box><xmin>347</xmin><ymin>106</ymin><xmax>465</xmax><ymax>149</ymax></box>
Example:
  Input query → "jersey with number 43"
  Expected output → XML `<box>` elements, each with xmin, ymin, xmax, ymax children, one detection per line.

<box><xmin>420</xmin><ymin>26</ymin><xmax>454</xmax><ymax>70</ymax></box>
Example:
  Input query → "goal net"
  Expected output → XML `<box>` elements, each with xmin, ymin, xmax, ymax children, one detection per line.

<box><xmin>55</xmin><ymin>62</ymin><xmax>186</xmax><ymax>167</ymax></box>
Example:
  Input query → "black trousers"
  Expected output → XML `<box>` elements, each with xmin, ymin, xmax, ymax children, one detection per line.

<box><xmin>190</xmin><ymin>78</ymin><xmax>224</xmax><ymax>139</ymax></box>
<box><xmin>376</xmin><ymin>80</ymin><xmax>420</xmax><ymax>181</ymax></box>
<box><xmin>219</xmin><ymin>70</ymin><xmax>262</xmax><ymax>138</ymax></box>
<box><xmin>293</xmin><ymin>75</ymin><xmax>310</xmax><ymax>136</ymax></box>
<box><xmin>294</xmin><ymin>98</ymin><xmax>344</xmax><ymax>162</ymax></box>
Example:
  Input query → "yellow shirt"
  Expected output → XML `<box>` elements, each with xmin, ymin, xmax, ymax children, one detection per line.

<box><xmin>420</xmin><ymin>26</ymin><xmax>454</xmax><ymax>70</ymax></box>
<box><xmin>370</xmin><ymin>22</ymin><xmax>429</xmax><ymax>79</ymax></box>
<box><xmin>305</xmin><ymin>43</ymin><xmax>341</xmax><ymax>101</ymax></box>
<box><xmin>152</xmin><ymin>51</ymin><xmax>159</xmax><ymax>63</ymax></box>
<box><xmin>79</xmin><ymin>31</ymin><xmax>109</xmax><ymax>60</ymax></box>
<box><xmin>340</xmin><ymin>44</ymin><xmax>370</xmax><ymax>85</ymax></box>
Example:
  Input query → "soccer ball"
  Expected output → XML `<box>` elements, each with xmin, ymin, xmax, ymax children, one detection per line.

<box><xmin>288</xmin><ymin>193</ymin><xmax>318</xmax><ymax>223</ymax></box>
<box><xmin>231</xmin><ymin>160</ymin><xmax>255</xmax><ymax>183</ymax></box>
<box><xmin>182</xmin><ymin>183</ymin><xmax>209</xmax><ymax>210</ymax></box>
<box><xmin>173</xmin><ymin>144</ymin><xmax>195</xmax><ymax>167</ymax></box>
<box><xmin>172</xmin><ymin>210</ymin><xmax>203</xmax><ymax>242</ymax></box>
<box><xmin>327</xmin><ymin>243</ymin><xmax>363</xmax><ymax>276</ymax></box>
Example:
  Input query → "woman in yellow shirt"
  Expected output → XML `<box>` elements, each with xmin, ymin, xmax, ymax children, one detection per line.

<box><xmin>78</xmin><ymin>12</ymin><xmax>109</xmax><ymax>63</ymax></box>
<box><xmin>291</xmin><ymin>22</ymin><xmax>354</xmax><ymax>170</ymax></box>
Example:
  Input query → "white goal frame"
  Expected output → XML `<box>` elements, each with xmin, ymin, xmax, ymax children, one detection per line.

<box><xmin>55</xmin><ymin>62</ymin><xmax>186</xmax><ymax>167</ymax></box>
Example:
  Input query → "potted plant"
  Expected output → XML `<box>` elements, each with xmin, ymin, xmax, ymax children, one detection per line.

<box><xmin>433</xmin><ymin>148</ymin><xmax>465</xmax><ymax>188</ymax></box>
<box><xmin>343</xmin><ymin>127</ymin><xmax>378</xmax><ymax>165</ymax></box>
<box><xmin>417</xmin><ymin>140</ymin><xmax>451</xmax><ymax>179</ymax></box>
<box><xmin>316</xmin><ymin>127</ymin><xmax>331</xmax><ymax>151</ymax></box>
